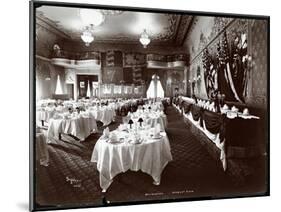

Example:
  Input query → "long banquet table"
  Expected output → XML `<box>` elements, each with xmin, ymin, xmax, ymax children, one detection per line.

<box><xmin>173</xmin><ymin>96</ymin><xmax>261</xmax><ymax>171</ymax></box>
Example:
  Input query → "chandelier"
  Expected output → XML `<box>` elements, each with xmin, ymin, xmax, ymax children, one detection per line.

<box><xmin>81</xmin><ymin>26</ymin><xmax>94</xmax><ymax>46</ymax></box>
<box><xmin>139</xmin><ymin>29</ymin><xmax>151</xmax><ymax>48</ymax></box>
<box><xmin>79</xmin><ymin>9</ymin><xmax>125</xmax><ymax>46</ymax></box>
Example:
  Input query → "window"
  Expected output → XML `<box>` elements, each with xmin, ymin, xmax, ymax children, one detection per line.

<box><xmin>146</xmin><ymin>74</ymin><xmax>164</xmax><ymax>98</ymax></box>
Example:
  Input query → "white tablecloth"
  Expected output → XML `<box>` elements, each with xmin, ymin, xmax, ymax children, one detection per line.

<box><xmin>36</xmin><ymin>109</ymin><xmax>56</xmax><ymax>124</ymax></box>
<box><xmin>129</xmin><ymin>110</ymin><xmax>167</xmax><ymax>131</ymax></box>
<box><xmin>88</xmin><ymin>107</ymin><xmax>115</xmax><ymax>126</ymax></box>
<box><xmin>47</xmin><ymin>113</ymin><xmax>98</xmax><ymax>142</ymax></box>
<box><xmin>146</xmin><ymin>114</ymin><xmax>167</xmax><ymax>131</ymax></box>
<box><xmin>36</xmin><ymin>132</ymin><xmax>49</xmax><ymax>166</ymax></box>
<box><xmin>91</xmin><ymin>130</ymin><xmax>173</xmax><ymax>192</ymax></box>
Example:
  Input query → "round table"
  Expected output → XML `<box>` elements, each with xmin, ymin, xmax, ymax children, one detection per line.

<box><xmin>91</xmin><ymin>129</ymin><xmax>173</xmax><ymax>192</ymax></box>
<box><xmin>128</xmin><ymin>110</ymin><xmax>167</xmax><ymax>132</ymax></box>
<box><xmin>36</xmin><ymin>108</ymin><xmax>56</xmax><ymax>126</ymax></box>
<box><xmin>88</xmin><ymin>106</ymin><xmax>115</xmax><ymax>126</ymax></box>
<box><xmin>47</xmin><ymin>112</ymin><xmax>98</xmax><ymax>142</ymax></box>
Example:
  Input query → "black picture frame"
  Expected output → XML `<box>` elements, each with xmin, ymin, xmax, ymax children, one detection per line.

<box><xmin>30</xmin><ymin>0</ymin><xmax>270</xmax><ymax>211</ymax></box>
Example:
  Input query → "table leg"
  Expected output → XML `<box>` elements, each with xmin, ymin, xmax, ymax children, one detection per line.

<box><xmin>59</xmin><ymin>133</ymin><xmax>62</xmax><ymax>140</ymax></box>
<box><xmin>41</xmin><ymin>120</ymin><xmax>44</xmax><ymax>127</ymax></box>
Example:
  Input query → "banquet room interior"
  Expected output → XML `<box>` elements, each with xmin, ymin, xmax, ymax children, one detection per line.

<box><xmin>34</xmin><ymin>4</ymin><xmax>268</xmax><ymax>209</ymax></box>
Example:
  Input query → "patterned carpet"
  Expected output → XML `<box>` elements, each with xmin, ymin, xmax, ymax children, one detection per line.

<box><xmin>35</xmin><ymin>106</ymin><xmax>267</xmax><ymax>209</ymax></box>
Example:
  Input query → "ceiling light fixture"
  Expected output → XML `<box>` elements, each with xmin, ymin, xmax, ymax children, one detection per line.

<box><xmin>79</xmin><ymin>9</ymin><xmax>104</xmax><ymax>27</ymax></box>
<box><xmin>81</xmin><ymin>27</ymin><xmax>94</xmax><ymax>46</ymax></box>
<box><xmin>139</xmin><ymin>29</ymin><xmax>151</xmax><ymax>48</ymax></box>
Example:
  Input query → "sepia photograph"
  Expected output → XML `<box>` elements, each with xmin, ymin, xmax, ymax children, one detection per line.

<box><xmin>30</xmin><ymin>1</ymin><xmax>269</xmax><ymax>211</ymax></box>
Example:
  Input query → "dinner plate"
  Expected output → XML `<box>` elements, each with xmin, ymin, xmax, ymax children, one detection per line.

<box><xmin>102</xmin><ymin>138</ymin><xmax>109</xmax><ymax>143</ymax></box>
<box><xmin>151</xmin><ymin>135</ymin><xmax>163</xmax><ymax>139</ymax></box>
<box><xmin>107</xmin><ymin>140</ymin><xmax>122</xmax><ymax>144</ymax></box>
<box><xmin>128</xmin><ymin>140</ymin><xmax>142</xmax><ymax>144</ymax></box>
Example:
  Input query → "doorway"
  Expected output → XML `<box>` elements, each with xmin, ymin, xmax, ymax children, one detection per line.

<box><xmin>66</xmin><ymin>84</ymin><xmax>74</xmax><ymax>99</ymax></box>
<box><xmin>77</xmin><ymin>75</ymin><xmax>98</xmax><ymax>98</ymax></box>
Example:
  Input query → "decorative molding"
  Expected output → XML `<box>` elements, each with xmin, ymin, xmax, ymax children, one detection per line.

<box><xmin>153</xmin><ymin>14</ymin><xmax>179</xmax><ymax>41</ymax></box>
<box><xmin>36</xmin><ymin>9</ymin><xmax>189</xmax><ymax>46</ymax></box>
<box><xmin>147</xmin><ymin>61</ymin><xmax>186</xmax><ymax>69</ymax></box>
<box><xmin>147</xmin><ymin>53</ymin><xmax>187</xmax><ymax>62</ymax></box>
<box><xmin>35</xmin><ymin>55</ymin><xmax>51</xmax><ymax>62</ymax></box>
<box><xmin>36</xmin><ymin>13</ymin><xmax>70</xmax><ymax>39</ymax></box>
<box><xmin>51</xmin><ymin>58</ymin><xmax>101</xmax><ymax>70</ymax></box>
<box><xmin>174</xmin><ymin>16</ymin><xmax>193</xmax><ymax>46</ymax></box>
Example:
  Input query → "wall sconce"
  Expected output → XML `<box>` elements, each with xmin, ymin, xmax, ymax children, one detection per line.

<box><xmin>244</xmin><ymin>55</ymin><xmax>253</xmax><ymax>69</ymax></box>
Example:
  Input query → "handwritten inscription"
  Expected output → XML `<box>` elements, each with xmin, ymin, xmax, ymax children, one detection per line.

<box><xmin>66</xmin><ymin>176</ymin><xmax>82</xmax><ymax>188</ymax></box>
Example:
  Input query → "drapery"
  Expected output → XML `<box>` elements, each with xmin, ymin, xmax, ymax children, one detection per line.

<box><xmin>55</xmin><ymin>75</ymin><xmax>63</xmax><ymax>95</ymax></box>
<box><xmin>190</xmin><ymin>105</ymin><xmax>225</xmax><ymax>140</ymax></box>
<box><xmin>203</xmin><ymin>110</ymin><xmax>224</xmax><ymax>135</ymax></box>
<box><xmin>203</xmin><ymin>31</ymin><xmax>249</xmax><ymax>103</ymax></box>
<box><xmin>179</xmin><ymin>102</ymin><xmax>261</xmax><ymax>158</ymax></box>
<box><xmin>146</xmin><ymin>75</ymin><xmax>164</xmax><ymax>98</ymax></box>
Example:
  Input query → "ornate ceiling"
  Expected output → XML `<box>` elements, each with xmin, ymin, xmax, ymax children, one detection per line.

<box><xmin>36</xmin><ymin>6</ymin><xmax>193</xmax><ymax>46</ymax></box>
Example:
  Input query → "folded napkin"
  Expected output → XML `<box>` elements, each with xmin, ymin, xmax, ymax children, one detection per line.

<box><xmin>231</xmin><ymin>106</ymin><xmax>239</xmax><ymax>112</ymax></box>
<box><xmin>103</xmin><ymin>127</ymin><xmax>110</xmax><ymax>138</ymax></box>
<box><xmin>243</xmin><ymin>108</ymin><xmax>249</xmax><ymax>115</ymax></box>
<box><xmin>132</xmin><ymin>133</ymin><xmax>141</xmax><ymax>143</ymax></box>
<box><xmin>222</xmin><ymin>104</ymin><xmax>229</xmax><ymax>110</ymax></box>
<box><xmin>62</xmin><ymin>113</ymin><xmax>69</xmax><ymax>119</ymax></box>
<box><xmin>109</xmin><ymin>132</ymin><xmax>118</xmax><ymax>143</ymax></box>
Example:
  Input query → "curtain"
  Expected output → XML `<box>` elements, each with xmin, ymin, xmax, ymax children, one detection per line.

<box><xmin>203</xmin><ymin>31</ymin><xmax>248</xmax><ymax>103</ymax></box>
<box><xmin>146</xmin><ymin>75</ymin><xmax>164</xmax><ymax>98</ymax></box>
